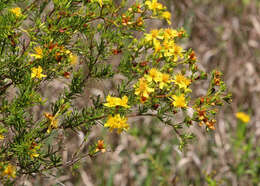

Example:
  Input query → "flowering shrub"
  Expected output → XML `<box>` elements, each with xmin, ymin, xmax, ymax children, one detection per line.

<box><xmin>0</xmin><ymin>0</ymin><xmax>231</xmax><ymax>184</ymax></box>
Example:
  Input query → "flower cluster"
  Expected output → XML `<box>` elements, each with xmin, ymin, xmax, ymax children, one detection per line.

<box><xmin>145</xmin><ymin>0</ymin><xmax>171</xmax><ymax>24</ymax></box>
<box><xmin>133</xmin><ymin>67</ymin><xmax>192</xmax><ymax>107</ymax></box>
<box><xmin>30</xmin><ymin>43</ymin><xmax>77</xmax><ymax>81</ymax></box>
<box><xmin>144</xmin><ymin>28</ymin><xmax>185</xmax><ymax>61</ymax></box>
<box><xmin>195</xmin><ymin>108</ymin><xmax>217</xmax><ymax>130</ymax></box>
<box><xmin>0</xmin><ymin>0</ymin><xmax>230</xmax><ymax>182</ymax></box>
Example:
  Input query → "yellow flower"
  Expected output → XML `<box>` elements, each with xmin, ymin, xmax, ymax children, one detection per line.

<box><xmin>162</xmin><ymin>40</ymin><xmax>173</xmax><ymax>50</ymax></box>
<box><xmin>104</xmin><ymin>114</ymin><xmax>129</xmax><ymax>133</ymax></box>
<box><xmin>171</xmin><ymin>94</ymin><xmax>187</xmax><ymax>108</ymax></box>
<box><xmin>172</xmin><ymin>44</ymin><xmax>183</xmax><ymax>61</ymax></box>
<box><xmin>144</xmin><ymin>29</ymin><xmax>163</xmax><ymax>44</ymax></box>
<box><xmin>120</xmin><ymin>96</ymin><xmax>130</xmax><ymax>108</ymax></box>
<box><xmin>30</xmin><ymin>46</ymin><xmax>43</xmax><ymax>59</ymax></box>
<box><xmin>136</xmin><ymin>17</ymin><xmax>144</xmax><ymax>26</ymax></box>
<box><xmin>159</xmin><ymin>73</ymin><xmax>171</xmax><ymax>89</ymax></box>
<box><xmin>134</xmin><ymin>77</ymin><xmax>154</xmax><ymax>101</ymax></box>
<box><xmin>145</xmin><ymin>68</ymin><xmax>161</xmax><ymax>83</ymax></box>
<box><xmin>0</xmin><ymin>134</ymin><xmax>4</xmax><ymax>140</ymax></box>
<box><xmin>31</xmin><ymin>66</ymin><xmax>47</xmax><ymax>79</ymax></box>
<box><xmin>29</xmin><ymin>142</ymin><xmax>40</xmax><ymax>159</ymax></box>
<box><xmin>162</xmin><ymin>11</ymin><xmax>171</xmax><ymax>25</ymax></box>
<box><xmin>3</xmin><ymin>164</ymin><xmax>16</xmax><ymax>178</ymax></box>
<box><xmin>173</xmin><ymin>74</ymin><xmax>191</xmax><ymax>92</ymax></box>
<box><xmin>236</xmin><ymin>112</ymin><xmax>250</xmax><ymax>123</ymax></box>
<box><xmin>30</xmin><ymin>152</ymin><xmax>39</xmax><ymax>158</ymax></box>
<box><xmin>104</xmin><ymin>95</ymin><xmax>118</xmax><ymax>107</ymax></box>
<box><xmin>10</xmin><ymin>7</ymin><xmax>22</xmax><ymax>17</ymax></box>
<box><xmin>162</xmin><ymin>40</ymin><xmax>176</xmax><ymax>57</ymax></box>
<box><xmin>69</xmin><ymin>53</ymin><xmax>78</xmax><ymax>65</ymax></box>
<box><xmin>153</xmin><ymin>39</ymin><xmax>162</xmax><ymax>54</ymax></box>
<box><xmin>104</xmin><ymin>95</ymin><xmax>130</xmax><ymax>108</ymax></box>
<box><xmin>163</xmin><ymin>28</ymin><xmax>179</xmax><ymax>39</ymax></box>
<box><xmin>145</xmin><ymin>0</ymin><xmax>164</xmax><ymax>13</ymax></box>
<box><xmin>44</xmin><ymin>113</ymin><xmax>59</xmax><ymax>133</ymax></box>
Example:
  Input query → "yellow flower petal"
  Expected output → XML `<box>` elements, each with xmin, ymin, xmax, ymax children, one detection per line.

<box><xmin>31</xmin><ymin>66</ymin><xmax>46</xmax><ymax>79</ymax></box>
<box><xmin>236</xmin><ymin>112</ymin><xmax>250</xmax><ymax>123</ymax></box>
<box><xmin>104</xmin><ymin>114</ymin><xmax>129</xmax><ymax>133</ymax></box>
<box><xmin>171</xmin><ymin>94</ymin><xmax>187</xmax><ymax>108</ymax></box>
<box><xmin>10</xmin><ymin>7</ymin><xmax>22</xmax><ymax>17</ymax></box>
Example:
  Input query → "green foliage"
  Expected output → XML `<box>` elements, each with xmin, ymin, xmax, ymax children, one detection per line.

<box><xmin>230</xmin><ymin>116</ymin><xmax>260</xmax><ymax>185</ymax></box>
<box><xmin>0</xmin><ymin>0</ymin><xmax>229</xmax><ymax>184</ymax></box>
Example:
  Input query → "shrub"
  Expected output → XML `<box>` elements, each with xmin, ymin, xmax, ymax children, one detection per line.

<box><xmin>0</xmin><ymin>0</ymin><xmax>230</xmax><ymax>184</ymax></box>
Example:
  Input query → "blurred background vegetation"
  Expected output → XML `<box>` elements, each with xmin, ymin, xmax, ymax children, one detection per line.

<box><xmin>20</xmin><ymin>0</ymin><xmax>260</xmax><ymax>185</ymax></box>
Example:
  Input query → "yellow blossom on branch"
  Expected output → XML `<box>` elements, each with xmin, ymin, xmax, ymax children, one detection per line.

<box><xmin>152</xmin><ymin>39</ymin><xmax>162</xmax><ymax>56</ymax></box>
<box><xmin>144</xmin><ymin>29</ymin><xmax>163</xmax><ymax>44</ymax></box>
<box><xmin>31</xmin><ymin>66</ymin><xmax>47</xmax><ymax>79</ymax></box>
<box><xmin>163</xmin><ymin>28</ymin><xmax>179</xmax><ymax>39</ymax></box>
<box><xmin>173</xmin><ymin>74</ymin><xmax>191</xmax><ymax>92</ymax></box>
<box><xmin>104</xmin><ymin>95</ymin><xmax>130</xmax><ymax>108</ymax></box>
<box><xmin>3</xmin><ymin>164</ymin><xmax>16</xmax><ymax>178</ymax></box>
<box><xmin>0</xmin><ymin>134</ymin><xmax>4</xmax><ymax>140</ymax></box>
<box><xmin>145</xmin><ymin>68</ymin><xmax>161</xmax><ymax>83</ymax></box>
<box><xmin>44</xmin><ymin>113</ymin><xmax>59</xmax><ymax>133</ymax></box>
<box><xmin>136</xmin><ymin>17</ymin><xmax>144</xmax><ymax>26</ymax></box>
<box><xmin>171</xmin><ymin>94</ymin><xmax>187</xmax><ymax>108</ymax></box>
<box><xmin>30</xmin><ymin>46</ymin><xmax>43</xmax><ymax>59</ymax></box>
<box><xmin>134</xmin><ymin>77</ymin><xmax>154</xmax><ymax>102</ymax></box>
<box><xmin>145</xmin><ymin>0</ymin><xmax>164</xmax><ymax>13</ymax></box>
<box><xmin>0</xmin><ymin>130</ymin><xmax>5</xmax><ymax>140</ymax></box>
<box><xmin>29</xmin><ymin>142</ymin><xmax>40</xmax><ymax>159</ymax></box>
<box><xmin>236</xmin><ymin>112</ymin><xmax>250</xmax><ymax>123</ymax></box>
<box><xmin>162</xmin><ymin>40</ymin><xmax>174</xmax><ymax>50</ymax></box>
<box><xmin>161</xmin><ymin>11</ymin><xmax>171</xmax><ymax>25</ymax></box>
<box><xmin>162</xmin><ymin>40</ymin><xmax>176</xmax><ymax>57</ymax></box>
<box><xmin>104</xmin><ymin>114</ymin><xmax>129</xmax><ymax>133</ymax></box>
<box><xmin>172</xmin><ymin>44</ymin><xmax>184</xmax><ymax>61</ymax></box>
<box><xmin>30</xmin><ymin>151</ymin><xmax>40</xmax><ymax>159</ymax></box>
<box><xmin>69</xmin><ymin>53</ymin><xmax>78</xmax><ymax>65</ymax></box>
<box><xmin>159</xmin><ymin>73</ymin><xmax>171</xmax><ymax>89</ymax></box>
<box><xmin>10</xmin><ymin>7</ymin><xmax>22</xmax><ymax>17</ymax></box>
